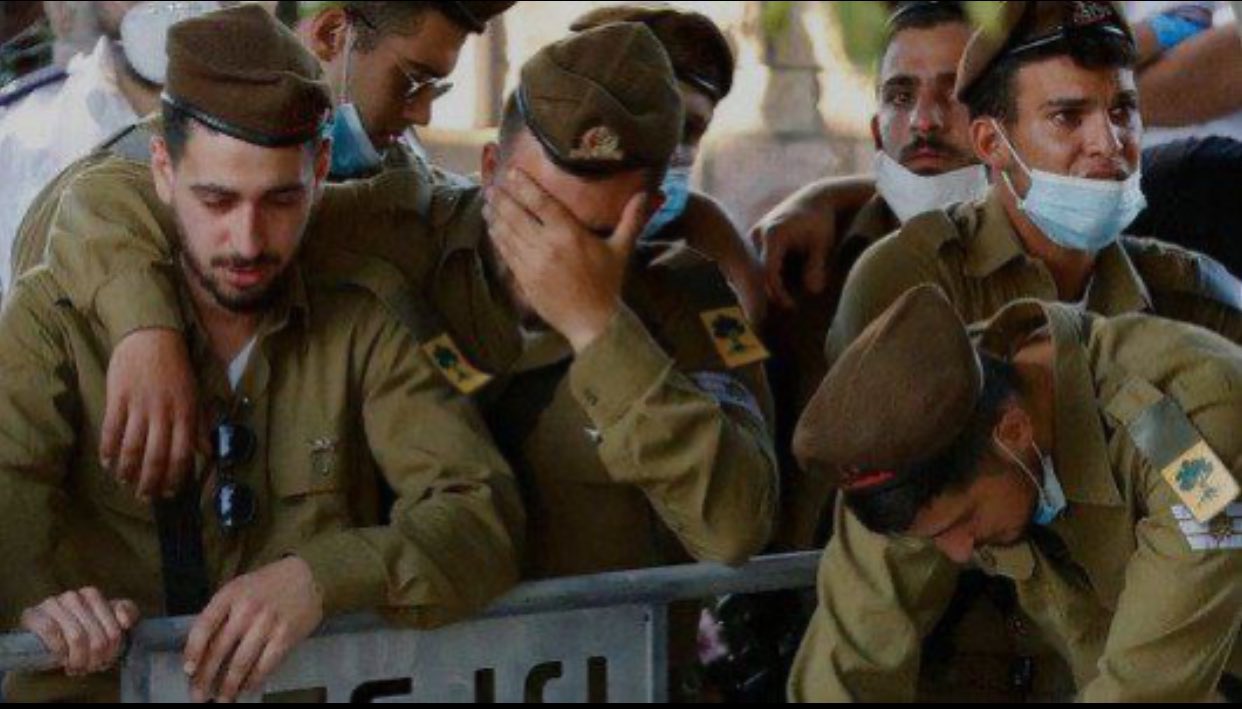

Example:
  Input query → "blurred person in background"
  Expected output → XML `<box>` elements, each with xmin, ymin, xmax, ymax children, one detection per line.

<box><xmin>0</xmin><ymin>1</ymin><xmax>52</xmax><ymax>91</ymax></box>
<box><xmin>1125</xmin><ymin>1</ymin><xmax>1242</xmax><ymax>146</ymax></box>
<box><xmin>0</xmin><ymin>2</ymin><xmax>220</xmax><ymax>299</ymax></box>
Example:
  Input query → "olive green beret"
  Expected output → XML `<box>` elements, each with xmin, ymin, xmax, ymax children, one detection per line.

<box><xmin>164</xmin><ymin>5</ymin><xmax>332</xmax><ymax>147</ymax></box>
<box><xmin>516</xmin><ymin>22</ymin><xmax>683</xmax><ymax>175</ymax></box>
<box><xmin>570</xmin><ymin>4</ymin><xmax>735</xmax><ymax>102</ymax></box>
<box><xmin>956</xmin><ymin>1</ymin><xmax>1133</xmax><ymax>102</ymax></box>
<box><xmin>793</xmin><ymin>285</ymin><xmax>983</xmax><ymax>491</ymax></box>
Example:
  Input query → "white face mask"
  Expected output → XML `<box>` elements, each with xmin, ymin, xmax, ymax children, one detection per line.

<box><xmin>993</xmin><ymin>121</ymin><xmax>1146</xmax><ymax>253</ymax></box>
<box><xmin>120</xmin><ymin>2</ymin><xmax>223</xmax><ymax>85</ymax></box>
<box><xmin>873</xmin><ymin>152</ymin><xmax>991</xmax><ymax>223</ymax></box>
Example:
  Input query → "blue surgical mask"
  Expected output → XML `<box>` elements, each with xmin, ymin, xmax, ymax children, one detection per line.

<box><xmin>994</xmin><ymin>121</ymin><xmax>1146</xmax><ymax>254</ymax></box>
<box><xmin>329</xmin><ymin>103</ymin><xmax>383</xmax><ymax>179</ymax></box>
<box><xmin>642</xmin><ymin>166</ymin><xmax>692</xmax><ymax>240</ymax></box>
<box><xmin>328</xmin><ymin>25</ymin><xmax>384</xmax><ymax>180</ymax></box>
<box><xmin>996</xmin><ymin>435</ymin><xmax>1067</xmax><ymax>527</ymax></box>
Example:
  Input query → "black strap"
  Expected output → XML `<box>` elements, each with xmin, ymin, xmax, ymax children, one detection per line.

<box><xmin>153</xmin><ymin>487</ymin><xmax>210</xmax><ymax>616</ymax></box>
<box><xmin>0</xmin><ymin>65</ymin><xmax>66</xmax><ymax>108</ymax></box>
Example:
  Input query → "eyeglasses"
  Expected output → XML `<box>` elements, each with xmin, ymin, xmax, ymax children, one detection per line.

<box><xmin>347</xmin><ymin>8</ymin><xmax>454</xmax><ymax>106</ymax></box>
<box><xmin>391</xmin><ymin>53</ymin><xmax>454</xmax><ymax>105</ymax></box>
<box><xmin>211</xmin><ymin>420</ymin><xmax>257</xmax><ymax>534</ymax></box>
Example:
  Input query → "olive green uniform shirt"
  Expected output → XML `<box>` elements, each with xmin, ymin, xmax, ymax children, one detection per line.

<box><xmin>792</xmin><ymin>302</ymin><xmax>1242</xmax><ymax>701</ymax></box>
<box><xmin>826</xmin><ymin>187</ymin><xmax>1242</xmax><ymax>365</ymax></box>
<box><xmin>0</xmin><ymin>163</ymin><xmax>524</xmax><ymax>702</ymax></box>
<box><xmin>24</xmin><ymin>160</ymin><xmax>778</xmax><ymax>579</ymax></box>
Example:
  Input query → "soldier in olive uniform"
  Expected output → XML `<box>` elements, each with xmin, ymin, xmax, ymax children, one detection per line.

<box><xmin>762</xmin><ymin>0</ymin><xmax>979</xmax><ymax>552</ymax></box>
<box><xmin>790</xmin><ymin>284</ymin><xmax>1242</xmax><ymax>701</ymax></box>
<box><xmin>24</xmin><ymin>23</ymin><xmax>778</xmax><ymax>577</ymax></box>
<box><xmin>298</xmin><ymin>1</ymin><xmax>515</xmax><ymax>182</ymax></box>
<box><xmin>5</xmin><ymin>3</ymin><xmax>516</xmax><ymax>500</ymax></box>
<box><xmin>0</xmin><ymin>7</ymin><xmax>522</xmax><ymax>702</ymax></box>
<box><xmin>826</xmin><ymin>0</ymin><xmax>1242</xmax><ymax>367</ymax></box>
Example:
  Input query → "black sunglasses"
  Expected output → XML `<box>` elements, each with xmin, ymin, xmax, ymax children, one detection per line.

<box><xmin>211</xmin><ymin>420</ymin><xmax>257</xmax><ymax>534</ymax></box>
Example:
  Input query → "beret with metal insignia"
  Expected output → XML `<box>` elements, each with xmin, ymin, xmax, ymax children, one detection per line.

<box><xmin>516</xmin><ymin>22</ymin><xmax>683</xmax><ymax>175</ymax></box>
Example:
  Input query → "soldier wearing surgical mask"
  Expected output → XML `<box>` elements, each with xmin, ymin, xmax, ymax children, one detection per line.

<box><xmin>795</xmin><ymin>0</ymin><xmax>1242</xmax><ymax>701</ymax></box>
<box><xmin>791</xmin><ymin>285</ymin><xmax>1242</xmax><ymax>702</ymax></box>
<box><xmin>761</xmin><ymin>1</ymin><xmax>985</xmax><ymax>551</ymax></box>
<box><xmin>295</xmin><ymin>2</ymin><xmax>514</xmax><ymax>182</ymax></box>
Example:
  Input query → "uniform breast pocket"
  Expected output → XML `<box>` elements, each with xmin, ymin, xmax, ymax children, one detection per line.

<box><xmin>270</xmin><ymin>430</ymin><xmax>351</xmax><ymax>499</ymax></box>
<box><xmin>89</xmin><ymin>464</ymin><xmax>155</xmax><ymax>523</ymax></box>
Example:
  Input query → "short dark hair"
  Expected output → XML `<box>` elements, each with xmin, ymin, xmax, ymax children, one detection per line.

<box><xmin>161</xmin><ymin>101</ymin><xmax>320</xmax><ymax>165</ymax></box>
<box><xmin>881</xmin><ymin>1</ymin><xmax>971</xmax><ymax>60</ymax></box>
<box><xmin>344</xmin><ymin>2</ymin><xmax>435</xmax><ymax>52</ymax></box>
<box><xmin>495</xmin><ymin>95</ymin><xmax>666</xmax><ymax>194</ymax></box>
<box><xmin>162</xmin><ymin>100</ymin><xmax>197</xmax><ymax>164</ymax></box>
<box><xmin>845</xmin><ymin>353</ymin><xmax>1020</xmax><ymax>536</ymax></box>
<box><xmin>964</xmin><ymin>30</ymin><xmax>1137</xmax><ymax>122</ymax></box>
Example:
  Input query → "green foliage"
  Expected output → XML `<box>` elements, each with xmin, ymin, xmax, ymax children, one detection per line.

<box><xmin>745</xmin><ymin>1</ymin><xmax>1009</xmax><ymax>72</ymax></box>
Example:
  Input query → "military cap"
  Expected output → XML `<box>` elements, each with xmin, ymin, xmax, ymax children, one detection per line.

<box><xmin>517</xmin><ymin>22</ymin><xmax>683</xmax><ymax>174</ymax></box>
<box><xmin>792</xmin><ymin>285</ymin><xmax>983</xmax><ymax>491</ymax></box>
<box><xmin>955</xmin><ymin>1</ymin><xmax>1134</xmax><ymax>102</ymax></box>
<box><xmin>436</xmin><ymin>1</ymin><xmax>517</xmax><ymax>33</ymax></box>
<box><xmin>163</xmin><ymin>4</ymin><xmax>332</xmax><ymax>147</ymax></box>
<box><xmin>570</xmin><ymin>4</ymin><xmax>734</xmax><ymax>102</ymax></box>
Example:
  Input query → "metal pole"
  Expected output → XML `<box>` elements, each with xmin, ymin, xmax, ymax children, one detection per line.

<box><xmin>0</xmin><ymin>552</ymin><xmax>822</xmax><ymax>672</ymax></box>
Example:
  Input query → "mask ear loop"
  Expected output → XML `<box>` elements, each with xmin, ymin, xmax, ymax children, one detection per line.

<box><xmin>994</xmin><ymin>432</ymin><xmax>1050</xmax><ymax>509</ymax></box>
<box><xmin>991</xmin><ymin>120</ymin><xmax>1035</xmax><ymax>204</ymax></box>
<box><xmin>338</xmin><ymin>19</ymin><xmax>357</xmax><ymax>107</ymax></box>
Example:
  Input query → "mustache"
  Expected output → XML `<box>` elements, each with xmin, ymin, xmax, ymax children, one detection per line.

<box><xmin>210</xmin><ymin>254</ymin><xmax>281</xmax><ymax>270</ymax></box>
<box><xmin>899</xmin><ymin>135</ymin><xmax>971</xmax><ymax>163</ymax></box>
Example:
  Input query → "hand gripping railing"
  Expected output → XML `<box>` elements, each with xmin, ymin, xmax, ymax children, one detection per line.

<box><xmin>0</xmin><ymin>551</ymin><xmax>820</xmax><ymax>702</ymax></box>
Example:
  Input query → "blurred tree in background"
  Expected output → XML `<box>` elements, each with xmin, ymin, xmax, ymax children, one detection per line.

<box><xmin>761</xmin><ymin>1</ymin><xmax>1005</xmax><ymax>70</ymax></box>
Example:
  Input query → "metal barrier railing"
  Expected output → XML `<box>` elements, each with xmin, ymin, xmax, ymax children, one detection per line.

<box><xmin>0</xmin><ymin>551</ymin><xmax>820</xmax><ymax>702</ymax></box>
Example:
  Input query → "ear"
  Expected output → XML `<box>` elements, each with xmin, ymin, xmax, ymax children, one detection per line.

<box><xmin>971</xmin><ymin>116</ymin><xmax>1008</xmax><ymax>174</ymax></box>
<box><xmin>312</xmin><ymin>136</ymin><xmax>333</xmax><ymax>199</ymax></box>
<box><xmin>150</xmin><ymin>136</ymin><xmax>176</xmax><ymax>205</ymax></box>
<box><xmin>481</xmin><ymin>142</ymin><xmax>501</xmax><ymax>186</ymax></box>
<box><xmin>870</xmin><ymin>114</ymin><xmax>883</xmax><ymax>152</ymax></box>
<box><xmin>647</xmin><ymin>189</ymin><xmax>667</xmax><ymax>218</ymax></box>
<box><xmin>306</xmin><ymin>8</ymin><xmax>349</xmax><ymax>63</ymax></box>
<box><xmin>992</xmin><ymin>403</ymin><xmax>1035</xmax><ymax>456</ymax></box>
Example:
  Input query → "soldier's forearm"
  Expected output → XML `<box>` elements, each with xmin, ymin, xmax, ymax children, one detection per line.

<box><xmin>1139</xmin><ymin>26</ymin><xmax>1242</xmax><ymax>127</ymax></box>
<box><xmin>569</xmin><ymin>306</ymin><xmax>778</xmax><ymax>564</ymax></box>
